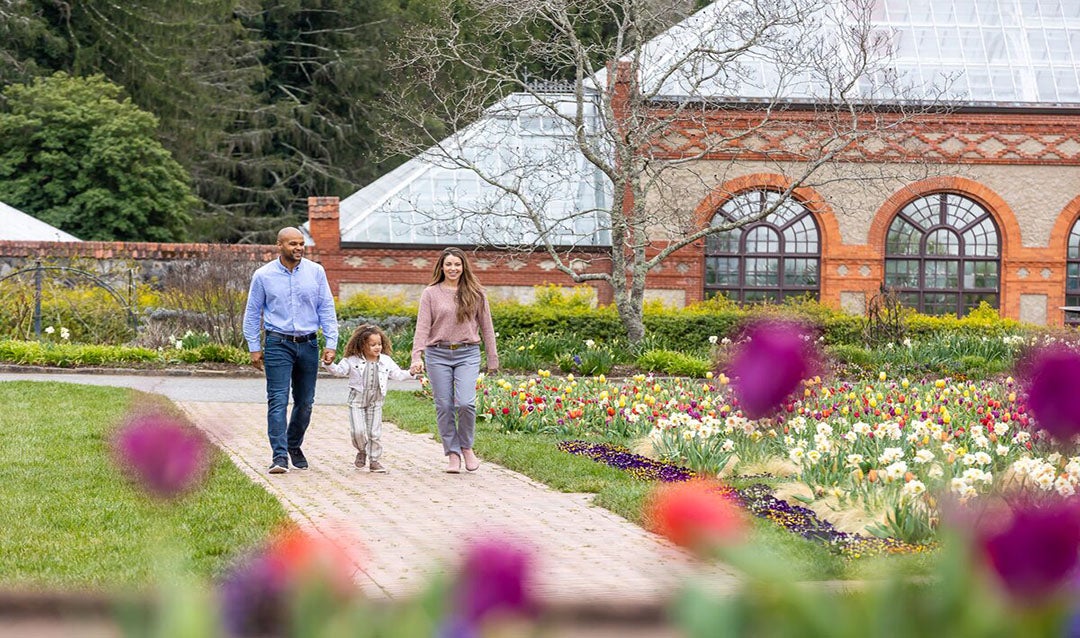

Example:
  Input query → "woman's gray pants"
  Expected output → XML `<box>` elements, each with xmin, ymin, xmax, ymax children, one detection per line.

<box><xmin>423</xmin><ymin>344</ymin><xmax>480</xmax><ymax>457</ymax></box>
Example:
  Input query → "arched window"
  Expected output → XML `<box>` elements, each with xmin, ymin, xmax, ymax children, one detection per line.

<box><xmin>884</xmin><ymin>193</ymin><xmax>1000</xmax><ymax>316</ymax></box>
<box><xmin>704</xmin><ymin>190</ymin><xmax>820</xmax><ymax>303</ymax></box>
<box><xmin>1067</xmin><ymin>218</ymin><xmax>1080</xmax><ymax>324</ymax></box>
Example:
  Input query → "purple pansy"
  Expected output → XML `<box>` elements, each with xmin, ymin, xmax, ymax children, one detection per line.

<box><xmin>113</xmin><ymin>413</ymin><xmax>209</xmax><ymax>499</ymax></box>
<box><xmin>726</xmin><ymin>320</ymin><xmax>817</xmax><ymax>420</ymax></box>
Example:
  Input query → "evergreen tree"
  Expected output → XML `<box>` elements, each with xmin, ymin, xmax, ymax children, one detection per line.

<box><xmin>0</xmin><ymin>73</ymin><xmax>196</xmax><ymax>241</ymax></box>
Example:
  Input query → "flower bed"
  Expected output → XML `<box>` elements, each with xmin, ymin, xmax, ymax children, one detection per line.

<box><xmin>481</xmin><ymin>369</ymin><xmax>1071</xmax><ymax>544</ymax></box>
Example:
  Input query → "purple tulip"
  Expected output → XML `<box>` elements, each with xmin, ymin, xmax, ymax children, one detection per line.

<box><xmin>219</xmin><ymin>551</ymin><xmax>287</xmax><ymax>637</ymax></box>
<box><xmin>726</xmin><ymin>321</ymin><xmax>817</xmax><ymax>420</ymax></box>
<box><xmin>1023</xmin><ymin>347</ymin><xmax>1080</xmax><ymax>442</ymax></box>
<box><xmin>456</xmin><ymin>539</ymin><xmax>534</xmax><ymax>625</ymax></box>
<box><xmin>113</xmin><ymin>413</ymin><xmax>209</xmax><ymax>499</ymax></box>
<box><xmin>979</xmin><ymin>499</ymin><xmax>1080</xmax><ymax>602</ymax></box>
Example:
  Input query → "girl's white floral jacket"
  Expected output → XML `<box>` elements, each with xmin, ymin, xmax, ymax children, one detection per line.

<box><xmin>323</xmin><ymin>354</ymin><xmax>414</xmax><ymax>397</ymax></box>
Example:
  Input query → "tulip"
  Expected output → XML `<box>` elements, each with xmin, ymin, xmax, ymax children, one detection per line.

<box><xmin>978</xmin><ymin>499</ymin><xmax>1080</xmax><ymax>602</ymax></box>
<box><xmin>646</xmin><ymin>479</ymin><xmax>747</xmax><ymax>555</ymax></box>
<box><xmin>1022</xmin><ymin>347</ymin><xmax>1080</xmax><ymax>442</ymax></box>
<box><xmin>726</xmin><ymin>321</ymin><xmax>818</xmax><ymax>420</ymax></box>
<box><xmin>112</xmin><ymin>413</ymin><xmax>209</xmax><ymax>500</ymax></box>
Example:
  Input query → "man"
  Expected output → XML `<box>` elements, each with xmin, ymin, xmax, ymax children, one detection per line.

<box><xmin>243</xmin><ymin>227</ymin><xmax>338</xmax><ymax>474</ymax></box>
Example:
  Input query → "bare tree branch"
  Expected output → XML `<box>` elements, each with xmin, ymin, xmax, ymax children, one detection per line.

<box><xmin>382</xmin><ymin>0</ymin><xmax>952</xmax><ymax>340</ymax></box>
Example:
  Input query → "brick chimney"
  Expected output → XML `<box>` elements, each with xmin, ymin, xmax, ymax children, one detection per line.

<box><xmin>307</xmin><ymin>197</ymin><xmax>341</xmax><ymax>249</ymax></box>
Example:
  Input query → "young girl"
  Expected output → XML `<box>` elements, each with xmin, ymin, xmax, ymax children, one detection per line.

<box><xmin>324</xmin><ymin>324</ymin><xmax>413</xmax><ymax>472</ymax></box>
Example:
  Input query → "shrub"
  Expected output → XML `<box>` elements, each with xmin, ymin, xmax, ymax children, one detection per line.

<box><xmin>337</xmin><ymin>292</ymin><xmax>417</xmax><ymax>320</ymax></box>
<box><xmin>149</xmin><ymin>253</ymin><xmax>258</xmax><ymax>349</ymax></box>
<box><xmin>170</xmin><ymin>343</ymin><xmax>247</xmax><ymax>365</ymax></box>
<box><xmin>636</xmin><ymin>350</ymin><xmax>711</xmax><ymax>378</ymax></box>
<box><xmin>0</xmin><ymin>261</ymin><xmax>143</xmax><ymax>344</ymax></box>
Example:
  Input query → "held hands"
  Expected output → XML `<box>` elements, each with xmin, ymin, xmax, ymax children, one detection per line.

<box><xmin>409</xmin><ymin>361</ymin><xmax>424</xmax><ymax>376</ymax></box>
<box><xmin>322</xmin><ymin>349</ymin><xmax>336</xmax><ymax>365</ymax></box>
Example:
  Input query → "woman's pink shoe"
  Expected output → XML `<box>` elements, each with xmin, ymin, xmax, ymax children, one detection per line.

<box><xmin>462</xmin><ymin>448</ymin><xmax>480</xmax><ymax>472</ymax></box>
<box><xmin>446</xmin><ymin>452</ymin><xmax>462</xmax><ymax>474</ymax></box>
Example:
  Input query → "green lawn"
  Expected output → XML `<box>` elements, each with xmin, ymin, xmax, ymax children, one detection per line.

<box><xmin>381</xmin><ymin>390</ymin><xmax>927</xmax><ymax>580</ymax></box>
<box><xmin>0</xmin><ymin>381</ymin><xmax>288</xmax><ymax>589</ymax></box>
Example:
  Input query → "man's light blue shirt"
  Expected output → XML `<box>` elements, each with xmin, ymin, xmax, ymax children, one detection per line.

<box><xmin>243</xmin><ymin>257</ymin><xmax>339</xmax><ymax>352</ymax></box>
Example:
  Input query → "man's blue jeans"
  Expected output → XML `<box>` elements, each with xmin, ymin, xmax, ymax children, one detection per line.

<box><xmin>263</xmin><ymin>335</ymin><xmax>320</xmax><ymax>460</ymax></box>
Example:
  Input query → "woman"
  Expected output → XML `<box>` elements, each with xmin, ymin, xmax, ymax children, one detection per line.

<box><xmin>410</xmin><ymin>248</ymin><xmax>499</xmax><ymax>473</ymax></box>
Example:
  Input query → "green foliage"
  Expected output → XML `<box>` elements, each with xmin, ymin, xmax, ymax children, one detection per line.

<box><xmin>636</xmin><ymin>349</ymin><xmax>711</xmax><ymax>378</ymax></box>
<box><xmin>0</xmin><ymin>340</ymin><xmax>159</xmax><ymax>366</ymax></box>
<box><xmin>171</xmin><ymin>343</ymin><xmax>248</xmax><ymax>365</ymax></box>
<box><xmin>336</xmin><ymin>292</ymin><xmax>418</xmax><ymax>320</ymax></box>
<box><xmin>491</xmin><ymin>298</ymin><xmax>625</xmax><ymax>340</ymax></box>
<box><xmin>0</xmin><ymin>276</ymin><xmax>138</xmax><ymax>345</ymax></box>
<box><xmin>531</xmin><ymin>284</ymin><xmax>597</xmax><ymax>309</ymax></box>
<box><xmin>575</xmin><ymin>342</ymin><xmax>617</xmax><ymax>376</ymax></box>
<box><xmin>0</xmin><ymin>73</ymin><xmax>196</xmax><ymax>241</ymax></box>
<box><xmin>867</xmin><ymin>501</ymin><xmax>937</xmax><ymax>545</ymax></box>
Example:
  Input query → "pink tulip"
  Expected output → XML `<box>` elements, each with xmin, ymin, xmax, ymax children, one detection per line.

<box><xmin>113</xmin><ymin>413</ymin><xmax>209</xmax><ymax>499</ymax></box>
<box><xmin>978</xmin><ymin>498</ymin><xmax>1080</xmax><ymax>602</ymax></box>
<box><xmin>727</xmin><ymin>320</ymin><xmax>818</xmax><ymax>419</ymax></box>
<box><xmin>1022</xmin><ymin>346</ymin><xmax>1080</xmax><ymax>442</ymax></box>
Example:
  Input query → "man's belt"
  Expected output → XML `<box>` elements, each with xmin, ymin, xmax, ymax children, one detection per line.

<box><xmin>266</xmin><ymin>331</ymin><xmax>318</xmax><ymax>343</ymax></box>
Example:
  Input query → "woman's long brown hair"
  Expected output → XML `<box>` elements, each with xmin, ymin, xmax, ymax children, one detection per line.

<box><xmin>430</xmin><ymin>247</ymin><xmax>484</xmax><ymax>323</ymax></box>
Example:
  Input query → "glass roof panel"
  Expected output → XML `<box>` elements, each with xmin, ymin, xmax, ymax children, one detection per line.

<box><xmin>335</xmin><ymin>92</ymin><xmax>612</xmax><ymax>246</ymax></box>
<box><xmin>640</xmin><ymin>0</ymin><xmax>1080</xmax><ymax>105</ymax></box>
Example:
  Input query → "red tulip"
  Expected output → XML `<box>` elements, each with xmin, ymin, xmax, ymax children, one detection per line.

<box><xmin>646</xmin><ymin>480</ymin><xmax>747</xmax><ymax>555</ymax></box>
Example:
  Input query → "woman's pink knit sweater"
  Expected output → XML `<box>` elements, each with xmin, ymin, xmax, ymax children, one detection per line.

<box><xmin>411</xmin><ymin>284</ymin><xmax>499</xmax><ymax>369</ymax></box>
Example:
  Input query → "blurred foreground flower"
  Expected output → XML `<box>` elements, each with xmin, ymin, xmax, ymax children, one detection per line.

<box><xmin>1022</xmin><ymin>346</ymin><xmax>1080</xmax><ymax>442</ymax></box>
<box><xmin>113</xmin><ymin>413</ymin><xmax>209</xmax><ymax>499</ymax></box>
<box><xmin>646</xmin><ymin>480</ymin><xmax>747</xmax><ymax>555</ymax></box>
<box><xmin>440</xmin><ymin>538</ymin><xmax>534</xmax><ymax>638</ymax></box>
<box><xmin>976</xmin><ymin>498</ymin><xmax>1080</xmax><ymax>603</ymax></box>
<box><xmin>220</xmin><ymin>528</ymin><xmax>356</xmax><ymax>637</ymax></box>
<box><xmin>726</xmin><ymin>321</ymin><xmax>818</xmax><ymax>419</ymax></box>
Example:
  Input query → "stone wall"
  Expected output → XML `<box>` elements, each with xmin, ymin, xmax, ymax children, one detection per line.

<box><xmin>0</xmin><ymin>240</ymin><xmax>276</xmax><ymax>287</ymax></box>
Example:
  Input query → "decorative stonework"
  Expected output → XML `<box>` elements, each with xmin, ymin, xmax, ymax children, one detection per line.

<box><xmin>653</xmin><ymin>116</ymin><xmax>1080</xmax><ymax>165</ymax></box>
<box><xmin>1019</xmin><ymin>294</ymin><xmax>1048</xmax><ymax>326</ymax></box>
<box><xmin>539</xmin><ymin>260</ymin><xmax>558</xmax><ymax>271</ymax></box>
<box><xmin>409</xmin><ymin>257</ymin><xmax>429</xmax><ymax>270</ymax></box>
<box><xmin>473</xmin><ymin>258</ymin><xmax>495</xmax><ymax>270</ymax></box>
<box><xmin>859</xmin><ymin>265</ymin><xmax>871</xmax><ymax>277</ymax></box>
<box><xmin>644</xmin><ymin>288</ymin><xmax>686</xmax><ymax>307</ymax></box>
<box><xmin>378</xmin><ymin>257</ymin><xmax>397</xmax><ymax>268</ymax></box>
<box><xmin>1042</xmin><ymin>268</ymin><xmax>1052</xmax><ymax>279</ymax></box>
<box><xmin>840</xmin><ymin>291</ymin><xmax>866</xmax><ymax>315</ymax></box>
<box><xmin>837</xmin><ymin>264</ymin><xmax>849</xmax><ymax>277</ymax></box>
<box><xmin>1017</xmin><ymin>268</ymin><xmax>1029</xmax><ymax>279</ymax></box>
<box><xmin>676</xmin><ymin>262</ymin><xmax>690</xmax><ymax>274</ymax></box>
<box><xmin>506</xmin><ymin>259</ymin><xmax>527</xmax><ymax>271</ymax></box>
<box><xmin>344</xmin><ymin>256</ymin><xmax>367</xmax><ymax>268</ymax></box>
<box><xmin>570</xmin><ymin>259</ymin><xmax>588</xmax><ymax>272</ymax></box>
